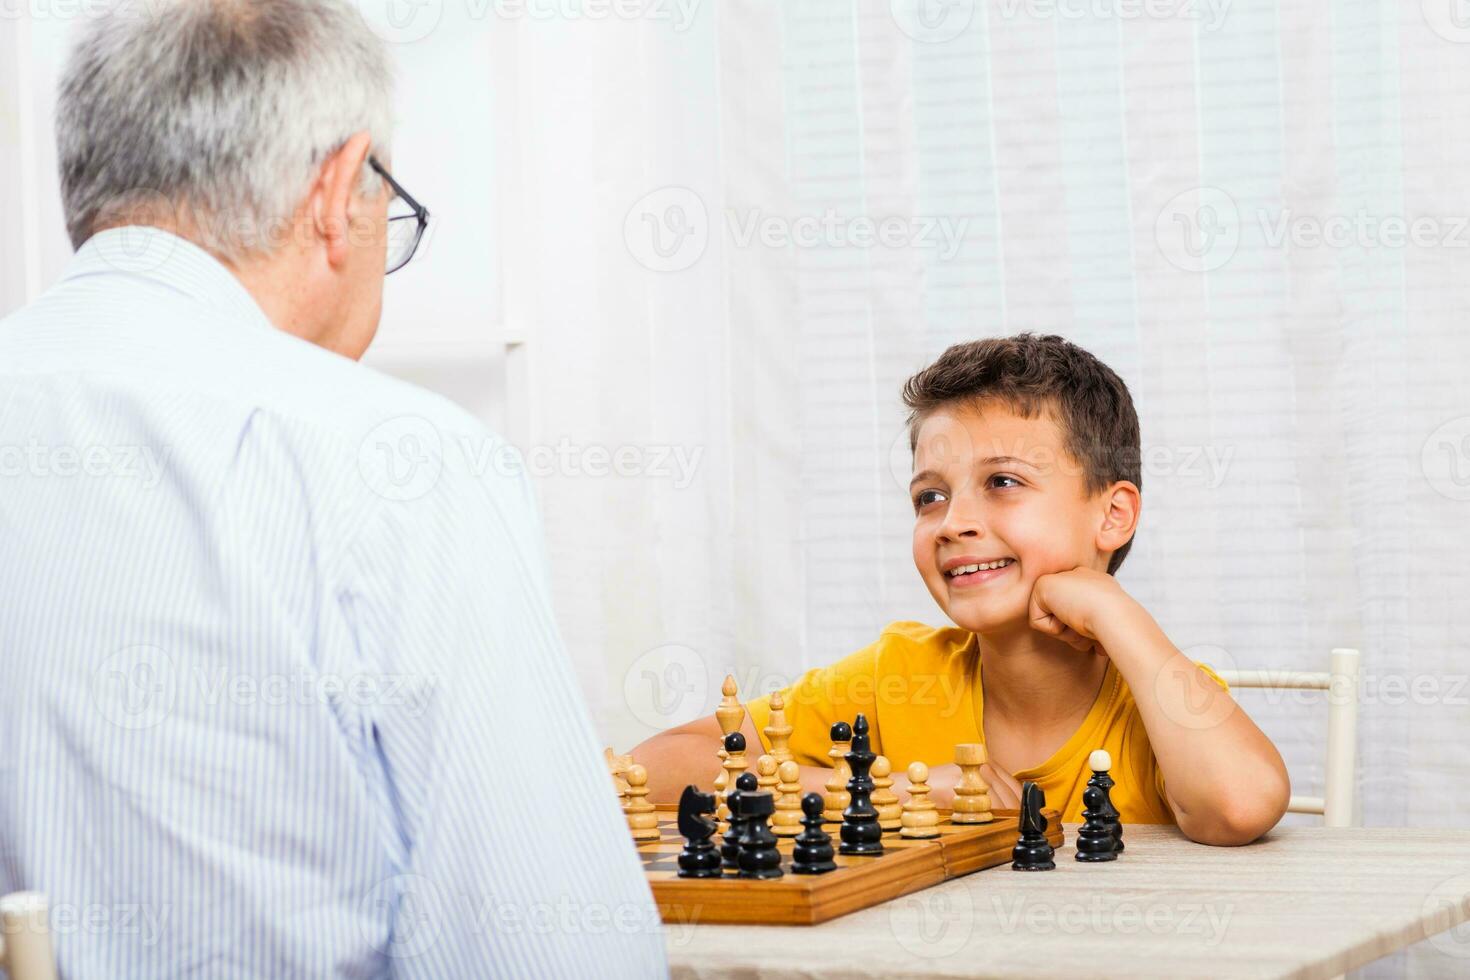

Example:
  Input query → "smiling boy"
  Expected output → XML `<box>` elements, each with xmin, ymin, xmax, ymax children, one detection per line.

<box><xmin>633</xmin><ymin>334</ymin><xmax>1289</xmax><ymax>845</ymax></box>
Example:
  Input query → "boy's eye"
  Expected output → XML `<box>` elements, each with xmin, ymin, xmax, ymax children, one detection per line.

<box><xmin>988</xmin><ymin>473</ymin><xmax>1022</xmax><ymax>489</ymax></box>
<box><xmin>913</xmin><ymin>488</ymin><xmax>948</xmax><ymax>510</ymax></box>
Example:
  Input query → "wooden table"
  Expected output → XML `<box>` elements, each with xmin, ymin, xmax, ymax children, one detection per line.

<box><xmin>663</xmin><ymin>824</ymin><xmax>1470</xmax><ymax>978</ymax></box>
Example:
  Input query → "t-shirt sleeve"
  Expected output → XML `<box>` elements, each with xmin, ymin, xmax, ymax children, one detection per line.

<box><xmin>747</xmin><ymin>639</ymin><xmax>884</xmax><ymax>767</ymax></box>
<box><xmin>1152</xmin><ymin>659</ymin><xmax>1232</xmax><ymax>803</ymax></box>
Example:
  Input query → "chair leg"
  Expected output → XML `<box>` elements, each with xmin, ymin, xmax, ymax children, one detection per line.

<box><xmin>1323</xmin><ymin>648</ymin><xmax>1361</xmax><ymax>828</ymax></box>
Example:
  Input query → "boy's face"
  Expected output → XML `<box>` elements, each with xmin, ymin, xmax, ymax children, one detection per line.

<box><xmin>909</xmin><ymin>400</ymin><xmax>1120</xmax><ymax>633</ymax></box>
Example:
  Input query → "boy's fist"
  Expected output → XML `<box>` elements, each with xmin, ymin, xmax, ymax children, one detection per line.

<box><xmin>1027</xmin><ymin>567</ymin><xmax>1123</xmax><ymax>654</ymax></box>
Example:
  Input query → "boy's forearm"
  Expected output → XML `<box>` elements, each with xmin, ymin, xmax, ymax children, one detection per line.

<box><xmin>1096</xmin><ymin>602</ymin><xmax>1291</xmax><ymax>846</ymax></box>
<box><xmin>631</xmin><ymin>732</ymin><xmax>724</xmax><ymax>802</ymax></box>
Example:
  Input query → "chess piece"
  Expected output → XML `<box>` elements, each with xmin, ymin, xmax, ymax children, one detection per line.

<box><xmin>823</xmin><ymin>721</ymin><xmax>853</xmax><ymax>823</ymax></box>
<box><xmin>604</xmin><ymin>746</ymin><xmax>634</xmax><ymax>797</ymax></box>
<box><xmin>1075</xmin><ymin>782</ymin><xmax>1119</xmax><ymax>863</ymax></box>
<box><xmin>1089</xmin><ymin>749</ymin><xmax>1124</xmax><ymax>853</ymax></box>
<box><xmin>871</xmin><ymin>756</ymin><xmax>902</xmax><ymax>832</ymax></box>
<box><xmin>899</xmin><ymin>761</ymin><xmax>940</xmax><ymax>839</ymax></box>
<box><xmin>736</xmin><ymin>789</ymin><xmax>784</xmax><ymax>879</ymax></box>
<box><xmin>791</xmin><ymin>793</ymin><xmax>837</xmax><ymax>874</ymax></box>
<box><xmin>1010</xmin><ymin>781</ymin><xmax>1056</xmax><ymax>871</ymax></box>
<box><xmin>676</xmin><ymin>785</ymin><xmax>723</xmax><ymax>878</ymax></box>
<box><xmin>951</xmin><ymin>742</ymin><xmax>994</xmax><ymax>824</ymax></box>
<box><xmin>839</xmin><ymin>714</ymin><xmax>883</xmax><ymax>856</ymax></box>
<box><xmin>722</xmin><ymin>771</ymin><xmax>758</xmax><ymax>871</ymax></box>
<box><xmin>717</xmin><ymin>731</ymin><xmax>748</xmax><ymax>832</ymax></box>
<box><xmin>714</xmin><ymin>675</ymin><xmax>745</xmax><ymax>819</ymax></box>
<box><xmin>625</xmin><ymin>764</ymin><xmax>660</xmax><ymax>842</ymax></box>
<box><xmin>755</xmin><ymin>754</ymin><xmax>778</xmax><ymax>797</ymax></box>
<box><xmin>764</xmin><ymin>691</ymin><xmax>795</xmax><ymax>766</ymax></box>
<box><xmin>772</xmin><ymin>760</ymin><xmax>804</xmax><ymax>837</ymax></box>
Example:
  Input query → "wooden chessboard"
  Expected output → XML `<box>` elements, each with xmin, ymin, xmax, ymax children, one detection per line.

<box><xmin>638</xmin><ymin>806</ymin><xmax>1064</xmax><ymax>926</ymax></box>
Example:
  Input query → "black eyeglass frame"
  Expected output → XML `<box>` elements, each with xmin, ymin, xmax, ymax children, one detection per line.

<box><xmin>369</xmin><ymin>155</ymin><xmax>429</xmax><ymax>274</ymax></box>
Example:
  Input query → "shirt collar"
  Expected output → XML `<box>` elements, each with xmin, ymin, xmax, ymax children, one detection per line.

<box><xmin>62</xmin><ymin>226</ymin><xmax>274</xmax><ymax>330</ymax></box>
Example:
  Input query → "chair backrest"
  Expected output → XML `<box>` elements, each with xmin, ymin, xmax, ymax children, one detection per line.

<box><xmin>1214</xmin><ymin>648</ymin><xmax>1361</xmax><ymax>827</ymax></box>
<box><xmin>0</xmin><ymin>892</ymin><xmax>57</xmax><ymax>980</ymax></box>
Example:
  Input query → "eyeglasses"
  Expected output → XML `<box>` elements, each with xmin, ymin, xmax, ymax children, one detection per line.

<box><xmin>369</xmin><ymin>155</ymin><xmax>429</xmax><ymax>275</ymax></box>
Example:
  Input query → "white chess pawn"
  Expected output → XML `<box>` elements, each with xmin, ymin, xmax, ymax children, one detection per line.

<box><xmin>951</xmin><ymin>743</ymin><xmax>994</xmax><ymax>824</ymax></box>
<box><xmin>756</xmin><ymin>754</ymin><xmax>779</xmax><ymax>795</ymax></box>
<box><xmin>624</xmin><ymin>764</ymin><xmax>660</xmax><ymax>841</ymax></box>
<box><xmin>772</xmin><ymin>760</ymin><xmax>803</xmax><ymax>837</ymax></box>
<box><xmin>871</xmin><ymin>755</ymin><xmax>902</xmax><ymax>832</ymax></box>
<box><xmin>900</xmin><ymin>762</ymin><xmax>940</xmax><ymax>839</ymax></box>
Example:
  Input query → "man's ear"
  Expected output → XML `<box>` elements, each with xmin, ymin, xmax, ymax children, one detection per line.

<box><xmin>1096</xmin><ymin>480</ymin><xmax>1141</xmax><ymax>555</ymax></box>
<box><xmin>309</xmin><ymin>130</ymin><xmax>374</xmax><ymax>270</ymax></box>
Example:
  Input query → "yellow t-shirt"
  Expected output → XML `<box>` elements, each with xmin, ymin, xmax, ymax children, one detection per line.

<box><xmin>746</xmin><ymin>621</ymin><xmax>1229</xmax><ymax>825</ymax></box>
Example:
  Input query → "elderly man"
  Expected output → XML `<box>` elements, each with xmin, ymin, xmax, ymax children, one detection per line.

<box><xmin>0</xmin><ymin>1</ymin><xmax>666</xmax><ymax>976</ymax></box>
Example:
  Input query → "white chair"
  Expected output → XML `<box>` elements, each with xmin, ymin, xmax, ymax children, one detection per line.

<box><xmin>0</xmin><ymin>892</ymin><xmax>57</xmax><ymax>980</ymax></box>
<box><xmin>1215</xmin><ymin>648</ymin><xmax>1361</xmax><ymax>827</ymax></box>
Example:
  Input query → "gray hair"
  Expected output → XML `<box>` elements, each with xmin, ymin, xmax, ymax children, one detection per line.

<box><xmin>57</xmin><ymin>0</ymin><xmax>395</xmax><ymax>260</ymax></box>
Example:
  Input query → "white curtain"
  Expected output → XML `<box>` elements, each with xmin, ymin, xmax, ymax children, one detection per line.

<box><xmin>504</xmin><ymin>4</ymin><xmax>1469</xmax><ymax>975</ymax></box>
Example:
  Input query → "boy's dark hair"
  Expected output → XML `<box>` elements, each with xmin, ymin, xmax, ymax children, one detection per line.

<box><xmin>901</xmin><ymin>333</ymin><xmax>1141</xmax><ymax>574</ymax></box>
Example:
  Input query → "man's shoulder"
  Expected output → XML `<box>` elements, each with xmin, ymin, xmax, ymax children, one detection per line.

<box><xmin>2</xmin><ymin>275</ymin><xmax>493</xmax><ymax>462</ymax></box>
<box><xmin>262</xmin><ymin>340</ymin><xmax>490</xmax><ymax>452</ymax></box>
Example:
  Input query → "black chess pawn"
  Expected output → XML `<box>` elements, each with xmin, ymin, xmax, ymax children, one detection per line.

<box><xmin>737</xmin><ymin>790</ymin><xmax>784</xmax><ymax>879</ymax></box>
<box><xmin>1011</xmin><ymin>781</ymin><xmax>1056</xmax><ymax>871</ymax></box>
<box><xmin>1074</xmin><ymin>783</ymin><xmax>1118</xmax><ymax>863</ymax></box>
<box><xmin>791</xmin><ymin>792</ymin><xmax>837</xmax><ymax>874</ymax></box>
<box><xmin>1088</xmin><ymin>749</ymin><xmax>1124</xmax><ymax>853</ymax></box>
<box><xmin>722</xmin><ymin>771</ymin><xmax>758</xmax><ymax>871</ymax></box>
<box><xmin>839</xmin><ymin>713</ymin><xmax>884</xmax><ymax>856</ymax></box>
<box><xmin>676</xmin><ymin>785</ymin><xmax>723</xmax><ymax>878</ymax></box>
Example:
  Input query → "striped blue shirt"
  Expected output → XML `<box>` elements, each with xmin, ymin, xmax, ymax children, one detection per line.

<box><xmin>0</xmin><ymin>227</ymin><xmax>668</xmax><ymax>978</ymax></box>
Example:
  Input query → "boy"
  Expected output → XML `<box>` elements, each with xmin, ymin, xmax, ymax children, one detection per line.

<box><xmin>633</xmin><ymin>334</ymin><xmax>1289</xmax><ymax>845</ymax></box>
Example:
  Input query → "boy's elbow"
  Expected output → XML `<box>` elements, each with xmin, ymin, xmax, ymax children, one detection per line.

<box><xmin>1180</xmin><ymin>773</ymin><xmax>1290</xmax><ymax>846</ymax></box>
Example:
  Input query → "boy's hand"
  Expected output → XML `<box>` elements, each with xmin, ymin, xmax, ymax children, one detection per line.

<box><xmin>1027</xmin><ymin>567</ymin><xmax>1128</xmax><ymax>654</ymax></box>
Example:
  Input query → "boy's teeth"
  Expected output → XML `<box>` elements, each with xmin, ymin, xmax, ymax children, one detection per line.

<box><xmin>948</xmin><ymin>558</ymin><xmax>1013</xmax><ymax>577</ymax></box>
